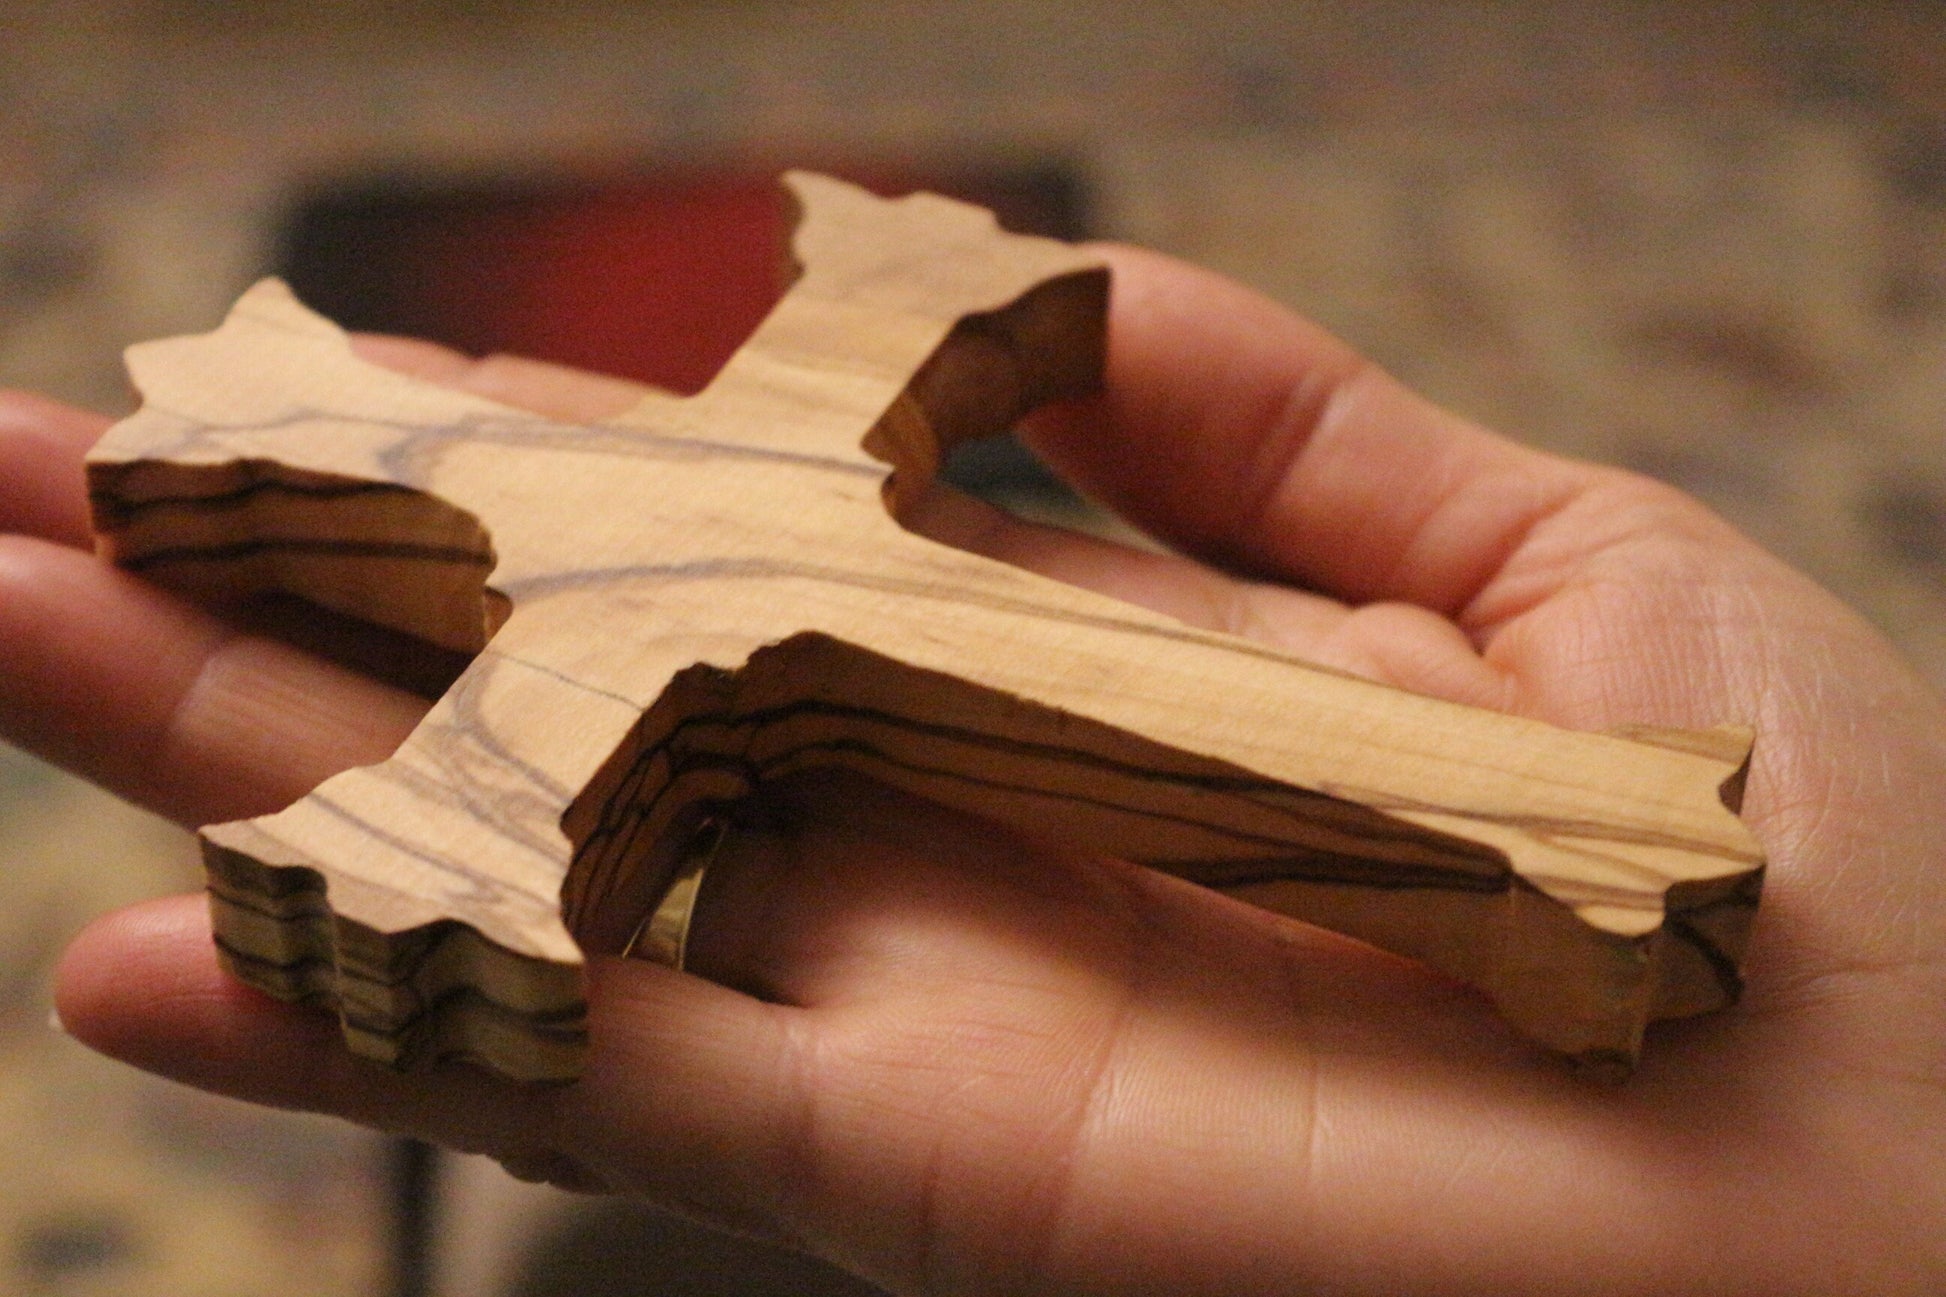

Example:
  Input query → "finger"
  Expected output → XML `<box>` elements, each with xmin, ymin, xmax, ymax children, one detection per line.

<box><xmin>51</xmin><ymin>788</ymin><xmax>1521</xmax><ymax>1293</ymax></box>
<box><xmin>345</xmin><ymin>333</ymin><xmax>480</xmax><ymax>384</ymax></box>
<box><xmin>52</xmin><ymin>895</ymin><xmax>626</xmax><ymax>1187</ymax></box>
<box><xmin>0</xmin><ymin>535</ymin><xmax>423</xmax><ymax>824</ymax></box>
<box><xmin>901</xmin><ymin>479</ymin><xmax>1510</xmax><ymax>704</ymax></box>
<box><xmin>1020</xmin><ymin>245</ymin><xmax>1619</xmax><ymax>620</ymax></box>
<box><xmin>657</xmin><ymin>781</ymin><xmax>1825</xmax><ymax>1297</ymax></box>
<box><xmin>0</xmin><ymin>389</ymin><xmax>110</xmax><ymax>547</ymax></box>
<box><xmin>54</xmin><ymin>891</ymin><xmax>828</xmax><ymax>1236</ymax></box>
<box><xmin>48</xmin><ymin>849</ymin><xmax>1461</xmax><ymax>1297</ymax></box>
<box><xmin>350</xmin><ymin>335</ymin><xmax>652</xmax><ymax>423</ymax></box>
<box><xmin>898</xmin><ymin>483</ymin><xmax>1345</xmax><ymax>641</ymax></box>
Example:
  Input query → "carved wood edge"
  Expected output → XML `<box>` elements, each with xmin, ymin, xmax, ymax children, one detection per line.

<box><xmin>86</xmin><ymin>173</ymin><xmax>1766</xmax><ymax>1082</ymax></box>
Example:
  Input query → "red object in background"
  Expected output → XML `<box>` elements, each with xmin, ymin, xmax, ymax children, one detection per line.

<box><xmin>388</xmin><ymin>177</ymin><xmax>787</xmax><ymax>396</ymax></box>
<box><xmin>281</xmin><ymin>165</ymin><xmax>1086</xmax><ymax>397</ymax></box>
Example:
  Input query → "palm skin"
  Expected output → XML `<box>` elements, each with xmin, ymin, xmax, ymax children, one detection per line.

<box><xmin>0</xmin><ymin>246</ymin><xmax>1937</xmax><ymax>1295</ymax></box>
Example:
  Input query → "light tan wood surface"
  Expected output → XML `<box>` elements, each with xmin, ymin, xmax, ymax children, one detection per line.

<box><xmin>85</xmin><ymin>173</ymin><xmax>1763</xmax><ymax>1082</ymax></box>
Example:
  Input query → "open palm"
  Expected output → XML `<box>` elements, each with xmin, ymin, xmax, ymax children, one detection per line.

<box><xmin>7</xmin><ymin>246</ymin><xmax>1941</xmax><ymax>1295</ymax></box>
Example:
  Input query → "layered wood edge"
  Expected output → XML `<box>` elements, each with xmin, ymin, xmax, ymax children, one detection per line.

<box><xmin>85</xmin><ymin>172</ymin><xmax>1766</xmax><ymax>1083</ymax></box>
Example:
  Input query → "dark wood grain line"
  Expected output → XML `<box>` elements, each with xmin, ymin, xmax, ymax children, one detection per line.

<box><xmin>206</xmin><ymin>881</ymin><xmax>334</xmax><ymax>925</ymax></box>
<box><xmin>210</xmin><ymin>938</ymin><xmax>340</xmax><ymax>1005</ymax></box>
<box><xmin>119</xmin><ymin>538</ymin><xmax>494</xmax><ymax>571</ymax></box>
<box><xmin>212</xmin><ymin>936</ymin><xmax>587</xmax><ymax>1046</ymax></box>
<box><xmin>383</xmin><ymin>413</ymin><xmax>889</xmax><ymax>480</ymax></box>
<box><xmin>1324</xmin><ymin>789</ymin><xmax>1761</xmax><ymax>862</ymax></box>
<box><xmin>211</xmin><ymin>928</ymin><xmax>583</xmax><ymax>1024</ymax></box>
<box><xmin>292</xmin><ymin>781</ymin><xmax>561</xmax><ymax>902</ymax></box>
<box><xmin>572</xmin><ymin>767</ymin><xmax>744</xmax><ymax>924</ymax></box>
<box><xmin>204</xmin><ymin>846</ymin><xmax>327</xmax><ymax>899</ymax></box>
<box><xmin>761</xmin><ymin>736</ymin><xmax>1510</xmax><ymax>886</ymax></box>
<box><xmin>565</xmin><ymin>699</ymin><xmax>1513</xmax><ymax>929</ymax></box>
<box><xmin>429</xmin><ymin>656</ymin><xmax>607</xmax><ymax>809</ymax></box>
<box><xmin>89</xmin><ymin>477</ymin><xmax>415</xmax><ymax>523</ymax></box>
<box><xmin>608</xmin><ymin>694</ymin><xmax>1505</xmax><ymax>859</ymax></box>
<box><xmin>480</xmin><ymin>646</ymin><xmax>642</xmax><ymax>710</ymax></box>
<box><xmin>568</xmin><ymin>727</ymin><xmax>1362</xmax><ymax>875</ymax></box>
<box><xmin>113</xmin><ymin>402</ymin><xmax>886</xmax><ymax>497</ymax></box>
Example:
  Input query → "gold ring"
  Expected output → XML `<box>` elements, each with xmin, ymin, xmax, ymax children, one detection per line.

<box><xmin>624</xmin><ymin>817</ymin><xmax>726</xmax><ymax>971</ymax></box>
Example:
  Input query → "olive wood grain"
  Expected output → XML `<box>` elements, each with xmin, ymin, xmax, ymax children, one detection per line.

<box><xmin>85</xmin><ymin>173</ymin><xmax>1763</xmax><ymax>1081</ymax></box>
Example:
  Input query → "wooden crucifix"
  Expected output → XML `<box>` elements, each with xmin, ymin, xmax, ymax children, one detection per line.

<box><xmin>86</xmin><ymin>173</ymin><xmax>1763</xmax><ymax>1082</ymax></box>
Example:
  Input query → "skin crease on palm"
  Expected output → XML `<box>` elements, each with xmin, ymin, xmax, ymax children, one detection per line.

<box><xmin>0</xmin><ymin>244</ymin><xmax>1939</xmax><ymax>1295</ymax></box>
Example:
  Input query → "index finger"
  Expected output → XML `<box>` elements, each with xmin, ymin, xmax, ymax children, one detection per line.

<box><xmin>1019</xmin><ymin>245</ymin><xmax>1607</xmax><ymax>620</ymax></box>
<box><xmin>0</xmin><ymin>389</ymin><xmax>113</xmax><ymax>548</ymax></box>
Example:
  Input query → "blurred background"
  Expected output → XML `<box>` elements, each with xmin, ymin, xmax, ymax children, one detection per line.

<box><xmin>5</xmin><ymin>1</ymin><xmax>1946</xmax><ymax>1293</ymax></box>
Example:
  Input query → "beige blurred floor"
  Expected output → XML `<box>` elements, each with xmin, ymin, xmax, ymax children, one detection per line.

<box><xmin>4</xmin><ymin>2</ymin><xmax>1946</xmax><ymax>1293</ymax></box>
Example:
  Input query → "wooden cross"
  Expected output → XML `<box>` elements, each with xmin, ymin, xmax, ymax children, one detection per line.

<box><xmin>86</xmin><ymin>173</ymin><xmax>1763</xmax><ymax>1082</ymax></box>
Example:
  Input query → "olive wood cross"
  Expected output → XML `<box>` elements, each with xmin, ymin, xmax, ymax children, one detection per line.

<box><xmin>86</xmin><ymin>173</ymin><xmax>1763</xmax><ymax>1082</ymax></box>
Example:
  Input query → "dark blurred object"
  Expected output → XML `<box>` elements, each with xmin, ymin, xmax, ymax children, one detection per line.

<box><xmin>1863</xmin><ymin>480</ymin><xmax>1946</xmax><ymax>590</ymax></box>
<box><xmin>510</xmin><ymin>1200</ymin><xmax>889</xmax><ymax>1297</ymax></box>
<box><xmin>389</xmin><ymin>1140</ymin><xmax>439</xmax><ymax>1297</ymax></box>
<box><xmin>279</xmin><ymin>162</ymin><xmax>1088</xmax><ymax>395</ymax></box>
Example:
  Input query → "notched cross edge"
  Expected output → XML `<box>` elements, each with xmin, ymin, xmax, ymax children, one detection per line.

<box><xmin>83</xmin><ymin>172</ymin><xmax>1765</xmax><ymax>1085</ymax></box>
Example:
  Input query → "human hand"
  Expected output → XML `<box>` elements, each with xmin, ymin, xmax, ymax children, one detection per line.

<box><xmin>11</xmin><ymin>246</ymin><xmax>1943</xmax><ymax>1294</ymax></box>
